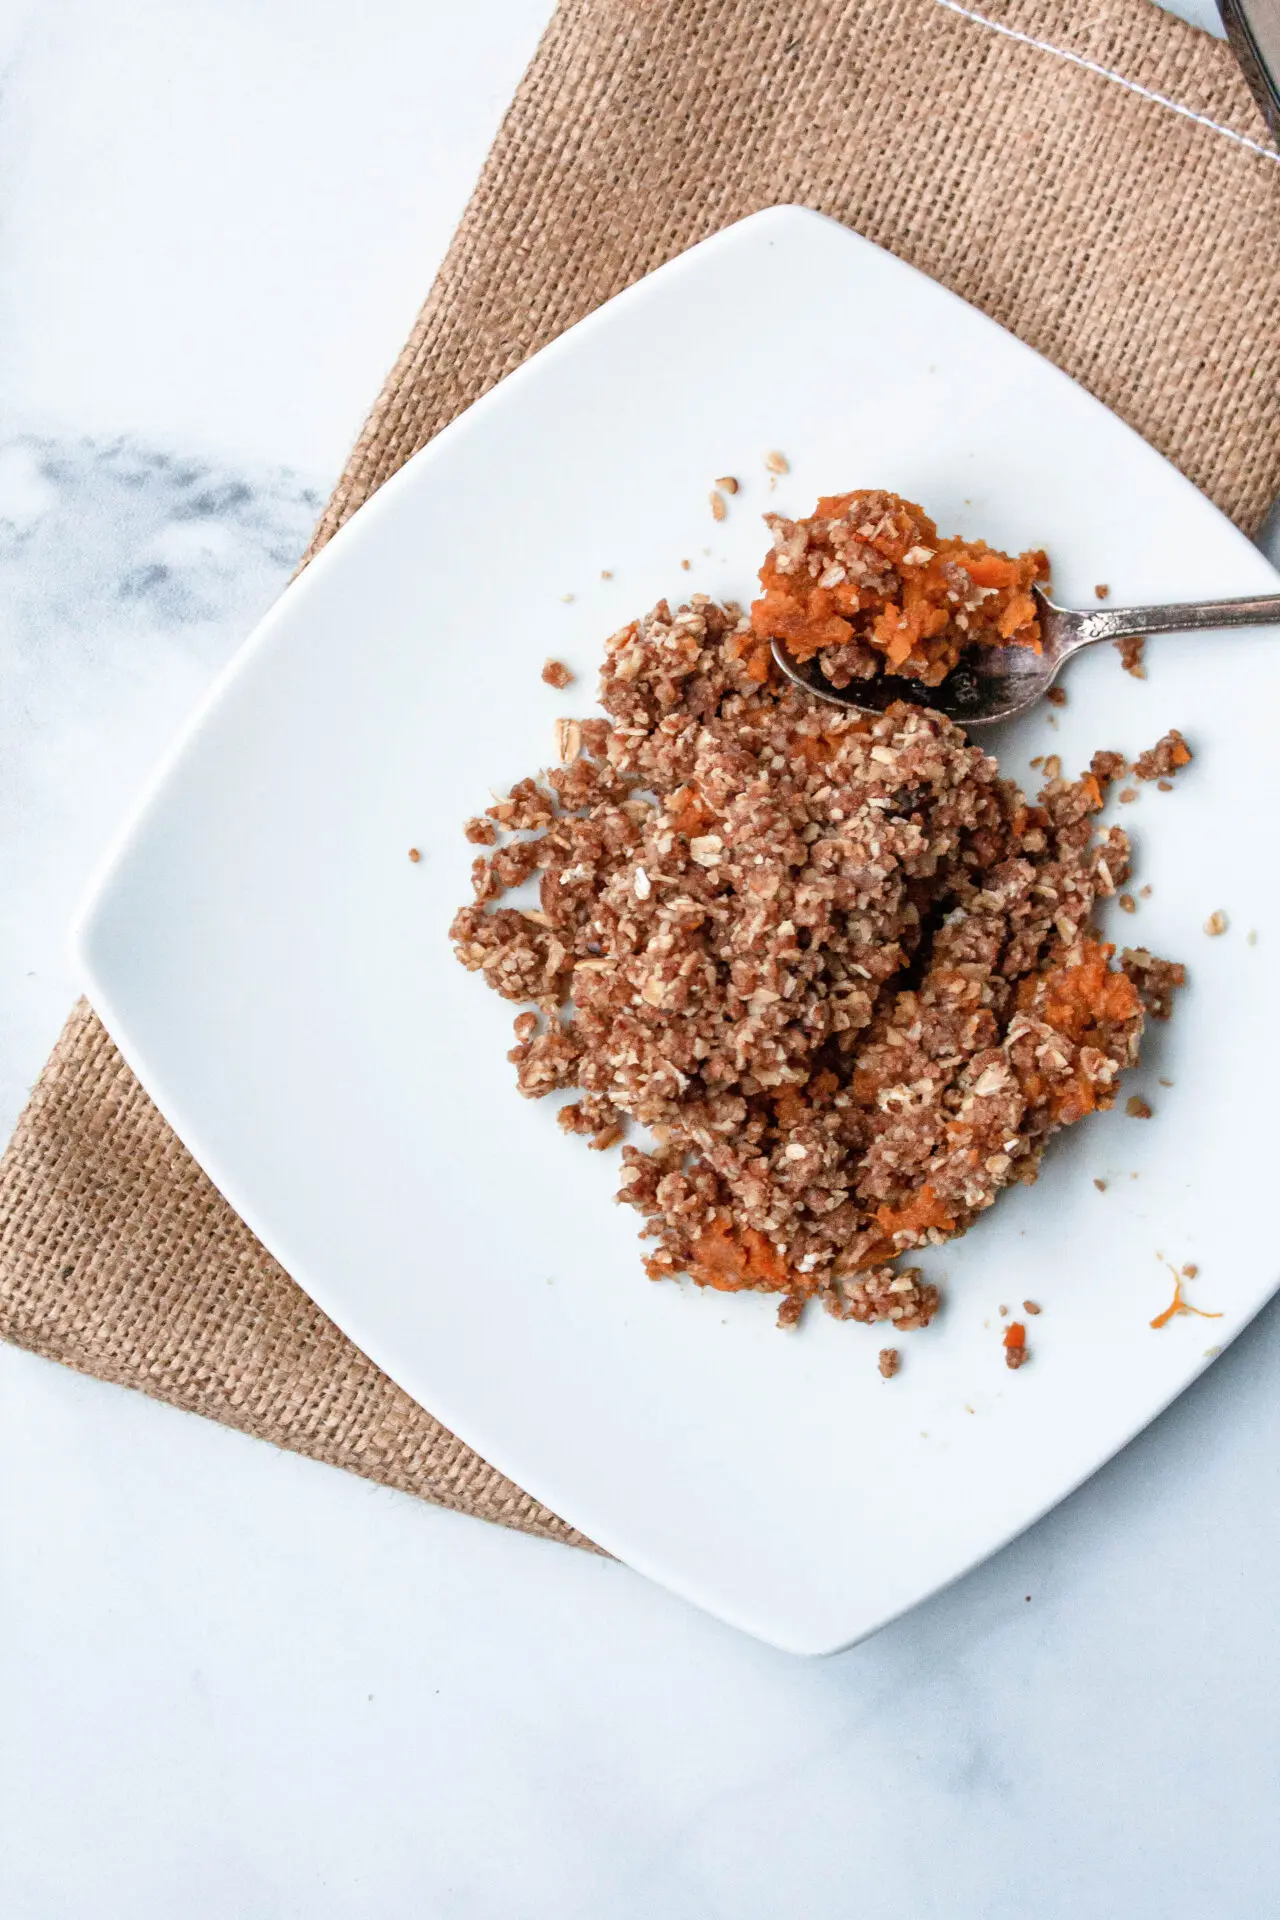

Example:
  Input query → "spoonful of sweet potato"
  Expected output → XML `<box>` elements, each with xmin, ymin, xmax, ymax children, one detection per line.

<box><xmin>753</xmin><ymin>489</ymin><xmax>1280</xmax><ymax>727</ymax></box>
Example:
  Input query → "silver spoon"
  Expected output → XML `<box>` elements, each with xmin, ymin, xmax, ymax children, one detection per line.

<box><xmin>770</xmin><ymin>584</ymin><xmax>1280</xmax><ymax>726</ymax></box>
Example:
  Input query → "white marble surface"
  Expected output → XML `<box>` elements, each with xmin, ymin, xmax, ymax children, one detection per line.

<box><xmin>5</xmin><ymin>4</ymin><xmax>1277</xmax><ymax>1917</ymax></box>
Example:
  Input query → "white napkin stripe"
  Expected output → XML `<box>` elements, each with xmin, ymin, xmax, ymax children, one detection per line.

<box><xmin>933</xmin><ymin>0</ymin><xmax>1280</xmax><ymax>166</ymax></box>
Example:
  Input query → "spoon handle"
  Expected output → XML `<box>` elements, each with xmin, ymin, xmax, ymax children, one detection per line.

<box><xmin>1064</xmin><ymin>591</ymin><xmax>1280</xmax><ymax>652</ymax></box>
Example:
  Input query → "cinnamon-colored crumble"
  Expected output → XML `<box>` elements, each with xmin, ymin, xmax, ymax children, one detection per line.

<box><xmin>542</xmin><ymin>658</ymin><xmax>574</xmax><ymax>689</ymax></box>
<box><xmin>1115</xmin><ymin>634</ymin><xmax>1146</xmax><ymax>678</ymax></box>
<box><xmin>1121</xmin><ymin>949</ymin><xmax>1186</xmax><ymax>1021</ymax></box>
<box><xmin>1132</xmin><ymin>729</ymin><xmax>1191</xmax><ymax>782</ymax></box>
<box><xmin>878</xmin><ymin>1347</ymin><xmax>900</xmax><ymax>1379</ymax></box>
<box><xmin>749</xmin><ymin>490</ymin><xmax>1047</xmax><ymax>687</ymax></box>
<box><xmin>452</xmin><ymin>575</ymin><xmax>1183</xmax><ymax>1332</ymax></box>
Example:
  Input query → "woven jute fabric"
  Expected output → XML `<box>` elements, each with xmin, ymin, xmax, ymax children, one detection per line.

<box><xmin>2</xmin><ymin>0</ymin><xmax>1276</xmax><ymax>1545</ymax></box>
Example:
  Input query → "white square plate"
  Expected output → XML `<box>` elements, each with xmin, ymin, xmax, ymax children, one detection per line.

<box><xmin>77</xmin><ymin>208</ymin><xmax>1280</xmax><ymax>1654</ymax></box>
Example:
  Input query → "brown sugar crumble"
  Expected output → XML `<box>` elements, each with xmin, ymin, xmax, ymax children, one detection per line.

<box><xmin>1117</xmin><ymin>787</ymin><xmax>1138</xmax><ymax>805</ymax></box>
<box><xmin>1132</xmin><ymin>729</ymin><xmax>1191</xmax><ymax>783</ymax></box>
<box><xmin>878</xmin><ymin>1346</ymin><xmax>900</xmax><ymax>1379</ymax></box>
<box><xmin>464</xmin><ymin>816</ymin><xmax>499</xmax><ymax>847</ymax></box>
<box><xmin>542</xmin><ymin>658</ymin><xmax>574</xmax><ymax>690</ymax></box>
<box><xmin>1095</xmin><ymin>584</ymin><xmax>1110</xmax><ymax>601</ymax></box>
<box><xmin>1126</xmin><ymin>1094</ymin><xmax>1153</xmax><ymax>1119</ymax></box>
<box><xmin>452</xmin><ymin>556</ymin><xmax>1185</xmax><ymax>1333</ymax></box>
<box><xmin>749</xmin><ymin>490</ymin><xmax>1048</xmax><ymax>689</ymax></box>
<box><xmin>1122</xmin><ymin>949</ymin><xmax>1185</xmax><ymax>1021</ymax></box>
<box><xmin>1115</xmin><ymin>634</ymin><xmax>1146</xmax><ymax>678</ymax></box>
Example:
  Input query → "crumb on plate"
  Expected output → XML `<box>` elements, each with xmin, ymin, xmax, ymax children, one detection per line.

<box><xmin>1133</xmin><ymin>729</ymin><xmax>1191</xmax><ymax>782</ymax></box>
<box><xmin>1003</xmin><ymin>1321</ymin><xmax>1029</xmax><ymax>1368</ymax></box>
<box><xmin>1115</xmin><ymin>634</ymin><xmax>1146</xmax><ymax>678</ymax></box>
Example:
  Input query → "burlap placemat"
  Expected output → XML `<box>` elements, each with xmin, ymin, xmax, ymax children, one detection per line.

<box><xmin>2</xmin><ymin>0</ymin><xmax>1277</xmax><ymax>1548</ymax></box>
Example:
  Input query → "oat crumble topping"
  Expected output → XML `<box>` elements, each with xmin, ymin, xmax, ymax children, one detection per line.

<box><xmin>878</xmin><ymin>1347</ymin><xmax>900</xmax><ymax>1379</ymax></box>
<box><xmin>451</xmin><ymin>570</ymin><xmax>1184</xmax><ymax>1332</ymax></box>
<box><xmin>1115</xmin><ymin>634</ymin><xmax>1146</xmax><ymax>678</ymax></box>
<box><xmin>542</xmin><ymin>658</ymin><xmax>574</xmax><ymax>689</ymax></box>
<box><xmin>1132</xmin><ymin>729</ymin><xmax>1191</xmax><ymax>782</ymax></box>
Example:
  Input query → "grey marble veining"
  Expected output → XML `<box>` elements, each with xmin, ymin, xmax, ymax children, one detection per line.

<box><xmin>0</xmin><ymin>430</ymin><xmax>323</xmax><ymax>1138</ymax></box>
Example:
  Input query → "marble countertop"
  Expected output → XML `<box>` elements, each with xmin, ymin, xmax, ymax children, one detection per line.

<box><xmin>5</xmin><ymin>5</ymin><xmax>1278</xmax><ymax>1917</ymax></box>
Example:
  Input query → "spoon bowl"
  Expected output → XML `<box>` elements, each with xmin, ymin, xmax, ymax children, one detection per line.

<box><xmin>770</xmin><ymin>584</ymin><xmax>1280</xmax><ymax>726</ymax></box>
